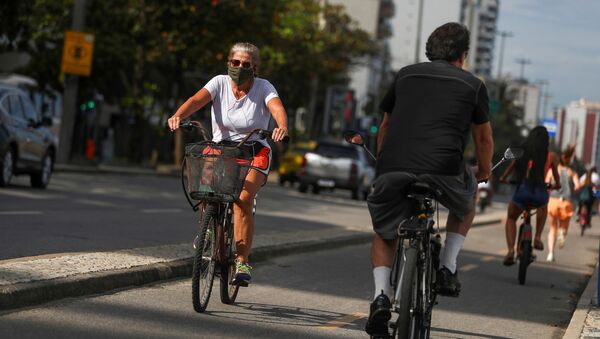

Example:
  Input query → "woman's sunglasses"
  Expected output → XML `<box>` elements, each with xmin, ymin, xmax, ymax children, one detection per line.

<box><xmin>229</xmin><ymin>59</ymin><xmax>252</xmax><ymax>69</ymax></box>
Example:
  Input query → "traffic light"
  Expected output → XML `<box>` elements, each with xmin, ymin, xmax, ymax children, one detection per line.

<box><xmin>87</xmin><ymin>100</ymin><xmax>95</xmax><ymax>109</ymax></box>
<box><xmin>370</xmin><ymin>125</ymin><xmax>378</xmax><ymax>134</ymax></box>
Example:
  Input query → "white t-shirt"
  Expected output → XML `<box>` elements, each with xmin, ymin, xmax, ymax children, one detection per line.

<box><xmin>203</xmin><ymin>75</ymin><xmax>278</xmax><ymax>148</ymax></box>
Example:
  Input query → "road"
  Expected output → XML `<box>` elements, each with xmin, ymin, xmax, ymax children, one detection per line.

<box><xmin>1</xmin><ymin>218</ymin><xmax>597</xmax><ymax>338</ymax></box>
<box><xmin>0</xmin><ymin>172</ymin><xmax>372</xmax><ymax>260</ymax></box>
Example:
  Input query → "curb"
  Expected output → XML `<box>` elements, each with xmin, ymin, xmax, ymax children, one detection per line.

<box><xmin>0</xmin><ymin>217</ymin><xmax>502</xmax><ymax>312</ymax></box>
<box><xmin>563</xmin><ymin>262</ymin><xmax>599</xmax><ymax>339</ymax></box>
<box><xmin>0</xmin><ymin>233</ymin><xmax>372</xmax><ymax>312</ymax></box>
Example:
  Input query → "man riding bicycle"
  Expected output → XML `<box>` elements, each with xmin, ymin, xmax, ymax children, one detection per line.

<box><xmin>365</xmin><ymin>23</ymin><xmax>493</xmax><ymax>337</ymax></box>
<box><xmin>168</xmin><ymin>42</ymin><xmax>288</xmax><ymax>286</ymax></box>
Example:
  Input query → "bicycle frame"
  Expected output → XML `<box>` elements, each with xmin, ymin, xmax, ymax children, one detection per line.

<box><xmin>390</xmin><ymin>186</ymin><xmax>441</xmax><ymax>338</ymax></box>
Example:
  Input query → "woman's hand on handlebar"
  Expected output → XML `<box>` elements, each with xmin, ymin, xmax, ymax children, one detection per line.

<box><xmin>168</xmin><ymin>114</ymin><xmax>181</xmax><ymax>132</ymax></box>
<box><xmin>271</xmin><ymin>127</ymin><xmax>289</xmax><ymax>143</ymax></box>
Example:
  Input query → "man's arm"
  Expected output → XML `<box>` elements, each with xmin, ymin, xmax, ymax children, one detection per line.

<box><xmin>471</xmin><ymin>122</ymin><xmax>494</xmax><ymax>181</ymax></box>
<box><xmin>376</xmin><ymin>112</ymin><xmax>390</xmax><ymax>157</ymax></box>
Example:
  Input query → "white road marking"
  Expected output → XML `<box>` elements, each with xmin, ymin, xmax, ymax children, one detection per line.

<box><xmin>140</xmin><ymin>208</ymin><xmax>183</xmax><ymax>213</ymax></box>
<box><xmin>320</xmin><ymin>312</ymin><xmax>367</xmax><ymax>330</ymax></box>
<box><xmin>76</xmin><ymin>199</ymin><xmax>118</xmax><ymax>207</ymax></box>
<box><xmin>0</xmin><ymin>189</ymin><xmax>61</xmax><ymax>200</ymax></box>
<box><xmin>460</xmin><ymin>264</ymin><xmax>479</xmax><ymax>272</ymax></box>
<box><xmin>480</xmin><ymin>255</ymin><xmax>496</xmax><ymax>262</ymax></box>
<box><xmin>0</xmin><ymin>211</ymin><xmax>43</xmax><ymax>215</ymax></box>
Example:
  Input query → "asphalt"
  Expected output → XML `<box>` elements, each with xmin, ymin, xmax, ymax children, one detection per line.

<box><xmin>2</xmin><ymin>164</ymin><xmax>598</xmax><ymax>339</ymax></box>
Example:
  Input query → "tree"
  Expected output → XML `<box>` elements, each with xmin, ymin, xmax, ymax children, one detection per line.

<box><xmin>1</xmin><ymin>0</ymin><xmax>374</xmax><ymax>164</ymax></box>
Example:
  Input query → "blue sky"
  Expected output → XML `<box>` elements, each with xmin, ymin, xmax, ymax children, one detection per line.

<box><xmin>494</xmin><ymin>0</ymin><xmax>600</xmax><ymax>115</ymax></box>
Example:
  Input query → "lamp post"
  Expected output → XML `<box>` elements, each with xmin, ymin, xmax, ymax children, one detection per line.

<box><xmin>515</xmin><ymin>57</ymin><xmax>532</xmax><ymax>81</ymax></box>
<box><xmin>496</xmin><ymin>31</ymin><xmax>513</xmax><ymax>79</ymax></box>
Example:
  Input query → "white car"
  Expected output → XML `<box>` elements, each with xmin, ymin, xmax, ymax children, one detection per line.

<box><xmin>296</xmin><ymin>140</ymin><xmax>375</xmax><ymax>200</ymax></box>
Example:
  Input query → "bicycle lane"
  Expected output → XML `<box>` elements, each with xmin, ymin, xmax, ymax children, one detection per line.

<box><xmin>1</xmin><ymin>215</ymin><xmax>598</xmax><ymax>338</ymax></box>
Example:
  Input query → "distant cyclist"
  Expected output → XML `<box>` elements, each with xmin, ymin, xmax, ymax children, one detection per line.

<box><xmin>168</xmin><ymin>42</ymin><xmax>288</xmax><ymax>286</ymax></box>
<box><xmin>364</xmin><ymin>23</ymin><xmax>494</xmax><ymax>337</ymax></box>
<box><xmin>498</xmin><ymin>126</ymin><xmax>560</xmax><ymax>266</ymax></box>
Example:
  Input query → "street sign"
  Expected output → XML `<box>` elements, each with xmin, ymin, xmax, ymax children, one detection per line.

<box><xmin>61</xmin><ymin>31</ymin><xmax>95</xmax><ymax>76</ymax></box>
<box><xmin>542</xmin><ymin>118</ymin><xmax>558</xmax><ymax>137</ymax></box>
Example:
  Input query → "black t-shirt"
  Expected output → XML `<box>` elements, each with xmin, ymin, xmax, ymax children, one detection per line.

<box><xmin>378</xmin><ymin>60</ymin><xmax>489</xmax><ymax>176</ymax></box>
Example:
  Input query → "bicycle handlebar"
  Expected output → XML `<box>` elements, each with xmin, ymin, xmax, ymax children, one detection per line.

<box><xmin>179</xmin><ymin>120</ymin><xmax>289</xmax><ymax>146</ymax></box>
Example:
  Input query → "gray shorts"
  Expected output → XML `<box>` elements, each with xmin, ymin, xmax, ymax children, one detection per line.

<box><xmin>367</xmin><ymin>164</ymin><xmax>477</xmax><ymax>240</ymax></box>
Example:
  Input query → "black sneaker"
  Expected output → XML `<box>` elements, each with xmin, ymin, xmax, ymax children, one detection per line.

<box><xmin>365</xmin><ymin>291</ymin><xmax>392</xmax><ymax>338</ymax></box>
<box><xmin>436</xmin><ymin>266</ymin><xmax>461</xmax><ymax>297</ymax></box>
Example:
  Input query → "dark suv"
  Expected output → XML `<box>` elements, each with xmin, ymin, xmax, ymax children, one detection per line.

<box><xmin>0</xmin><ymin>83</ymin><xmax>56</xmax><ymax>188</ymax></box>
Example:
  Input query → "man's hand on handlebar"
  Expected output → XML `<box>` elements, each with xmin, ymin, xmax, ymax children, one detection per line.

<box><xmin>475</xmin><ymin>167</ymin><xmax>491</xmax><ymax>183</ymax></box>
<box><xmin>271</xmin><ymin>127</ymin><xmax>289</xmax><ymax>143</ymax></box>
<box><xmin>168</xmin><ymin>114</ymin><xmax>181</xmax><ymax>132</ymax></box>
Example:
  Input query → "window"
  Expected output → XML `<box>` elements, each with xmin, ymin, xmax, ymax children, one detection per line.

<box><xmin>0</xmin><ymin>96</ymin><xmax>10</xmax><ymax>114</ymax></box>
<box><xmin>8</xmin><ymin>95</ymin><xmax>25</xmax><ymax>120</ymax></box>
<box><xmin>315</xmin><ymin>143</ymin><xmax>359</xmax><ymax>160</ymax></box>
<box><xmin>20</xmin><ymin>95</ymin><xmax>38</xmax><ymax>121</ymax></box>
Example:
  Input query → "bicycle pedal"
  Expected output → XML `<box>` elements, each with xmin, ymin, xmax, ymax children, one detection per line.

<box><xmin>231</xmin><ymin>279</ymin><xmax>249</xmax><ymax>287</ymax></box>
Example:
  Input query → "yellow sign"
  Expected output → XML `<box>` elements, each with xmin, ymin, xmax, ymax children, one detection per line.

<box><xmin>61</xmin><ymin>31</ymin><xmax>95</xmax><ymax>76</ymax></box>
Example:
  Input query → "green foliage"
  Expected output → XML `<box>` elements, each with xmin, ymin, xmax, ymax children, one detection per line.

<box><xmin>1</xmin><ymin>0</ymin><xmax>374</xmax><ymax>163</ymax></box>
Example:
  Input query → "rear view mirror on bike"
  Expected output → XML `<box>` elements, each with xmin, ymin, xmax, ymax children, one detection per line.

<box><xmin>343</xmin><ymin>130</ymin><xmax>365</xmax><ymax>146</ymax></box>
<box><xmin>504</xmin><ymin>147</ymin><xmax>524</xmax><ymax>161</ymax></box>
<box><xmin>491</xmin><ymin>147</ymin><xmax>524</xmax><ymax>172</ymax></box>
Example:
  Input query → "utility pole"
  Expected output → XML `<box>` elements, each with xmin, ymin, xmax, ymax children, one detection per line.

<box><xmin>414</xmin><ymin>0</ymin><xmax>425</xmax><ymax>64</ymax></box>
<box><xmin>57</xmin><ymin>0</ymin><xmax>88</xmax><ymax>164</ymax></box>
<box><xmin>496</xmin><ymin>31</ymin><xmax>513</xmax><ymax>79</ymax></box>
<box><xmin>542</xmin><ymin>92</ymin><xmax>553</xmax><ymax>120</ymax></box>
<box><xmin>535</xmin><ymin>79</ymin><xmax>548</xmax><ymax>123</ymax></box>
<box><xmin>515</xmin><ymin>57</ymin><xmax>531</xmax><ymax>81</ymax></box>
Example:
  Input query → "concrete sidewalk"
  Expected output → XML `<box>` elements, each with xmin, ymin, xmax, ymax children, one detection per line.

<box><xmin>563</xmin><ymin>260</ymin><xmax>600</xmax><ymax>339</ymax></box>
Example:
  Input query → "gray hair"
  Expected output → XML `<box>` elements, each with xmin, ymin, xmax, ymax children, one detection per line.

<box><xmin>228</xmin><ymin>42</ymin><xmax>260</xmax><ymax>66</ymax></box>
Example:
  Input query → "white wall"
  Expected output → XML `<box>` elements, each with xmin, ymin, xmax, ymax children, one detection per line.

<box><xmin>389</xmin><ymin>0</ymin><xmax>462</xmax><ymax>71</ymax></box>
<box><xmin>328</xmin><ymin>0</ymin><xmax>381</xmax><ymax>116</ymax></box>
<box><xmin>562</xmin><ymin>106</ymin><xmax>587</xmax><ymax>159</ymax></box>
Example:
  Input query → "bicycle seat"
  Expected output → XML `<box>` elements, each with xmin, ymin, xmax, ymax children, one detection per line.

<box><xmin>407</xmin><ymin>182</ymin><xmax>442</xmax><ymax>200</ymax></box>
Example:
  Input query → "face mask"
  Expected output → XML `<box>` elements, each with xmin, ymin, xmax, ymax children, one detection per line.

<box><xmin>228</xmin><ymin>65</ymin><xmax>254</xmax><ymax>86</ymax></box>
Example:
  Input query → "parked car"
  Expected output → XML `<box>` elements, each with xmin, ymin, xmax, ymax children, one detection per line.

<box><xmin>296</xmin><ymin>140</ymin><xmax>375</xmax><ymax>200</ymax></box>
<box><xmin>0</xmin><ymin>83</ymin><xmax>56</xmax><ymax>188</ymax></box>
<box><xmin>277</xmin><ymin>141</ymin><xmax>317</xmax><ymax>186</ymax></box>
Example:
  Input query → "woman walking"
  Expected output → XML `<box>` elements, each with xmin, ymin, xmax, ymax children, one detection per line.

<box><xmin>546</xmin><ymin>145</ymin><xmax>580</xmax><ymax>262</ymax></box>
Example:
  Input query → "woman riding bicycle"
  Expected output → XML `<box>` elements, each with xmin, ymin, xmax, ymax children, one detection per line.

<box><xmin>168</xmin><ymin>42</ymin><xmax>288</xmax><ymax>286</ymax></box>
<box><xmin>499</xmin><ymin>126</ymin><xmax>560</xmax><ymax>266</ymax></box>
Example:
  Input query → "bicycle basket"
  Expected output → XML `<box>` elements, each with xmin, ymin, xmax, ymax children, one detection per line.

<box><xmin>184</xmin><ymin>142</ymin><xmax>253</xmax><ymax>203</ymax></box>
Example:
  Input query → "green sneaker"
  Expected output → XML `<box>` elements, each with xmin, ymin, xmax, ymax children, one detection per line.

<box><xmin>232</xmin><ymin>260</ymin><xmax>252</xmax><ymax>287</ymax></box>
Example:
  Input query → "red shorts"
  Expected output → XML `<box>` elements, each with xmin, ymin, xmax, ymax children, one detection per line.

<box><xmin>250</xmin><ymin>146</ymin><xmax>271</xmax><ymax>176</ymax></box>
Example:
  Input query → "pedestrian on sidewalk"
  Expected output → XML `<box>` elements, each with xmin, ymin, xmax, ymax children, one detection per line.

<box><xmin>498</xmin><ymin>126</ymin><xmax>560</xmax><ymax>266</ymax></box>
<box><xmin>167</xmin><ymin>42</ymin><xmax>288</xmax><ymax>286</ymax></box>
<box><xmin>546</xmin><ymin>144</ymin><xmax>580</xmax><ymax>262</ymax></box>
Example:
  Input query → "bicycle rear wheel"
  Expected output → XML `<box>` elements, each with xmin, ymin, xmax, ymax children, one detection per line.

<box><xmin>220</xmin><ymin>210</ymin><xmax>240</xmax><ymax>304</ymax></box>
<box><xmin>518</xmin><ymin>241</ymin><xmax>531</xmax><ymax>285</ymax></box>
<box><xmin>192</xmin><ymin>204</ymin><xmax>218</xmax><ymax>313</ymax></box>
<box><xmin>395</xmin><ymin>246</ymin><xmax>419</xmax><ymax>339</ymax></box>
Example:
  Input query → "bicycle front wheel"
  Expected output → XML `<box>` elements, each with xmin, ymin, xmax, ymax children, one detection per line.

<box><xmin>395</xmin><ymin>246</ymin><xmax>419</xmax><ymax>339</ymax></box>
<box><xmin>192</xmin><ymin>204</ymin><xmax>218</xmax><ymax>313</ymax></box>
<box><xmin>220</xmin><ymin>211</ymin><xmax>240</xmax><ymax>304</ymax></box>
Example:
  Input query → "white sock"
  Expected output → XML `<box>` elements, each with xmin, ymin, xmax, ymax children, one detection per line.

<box><xmin>373</xmin><ymin>266</ymin><xmax>392</xmax><ymax>300</ymax></box>
<box><xmin>440</xmin><ymin>232</ymin><xmax>466</xmax><ymax>274</ymax></box>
